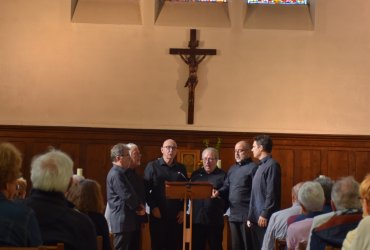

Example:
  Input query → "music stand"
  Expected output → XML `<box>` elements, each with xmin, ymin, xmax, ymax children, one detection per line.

<box><xmin>165</xmin><ymin>181</ymin><xmax>213</xmax><ymax>250</ymax></box>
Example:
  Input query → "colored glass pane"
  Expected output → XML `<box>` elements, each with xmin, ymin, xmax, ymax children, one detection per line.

<box><xmin>167</xmin><ymin>0</ymin><xmax>227</xmax><ymax>2</ymax></box>
<box><xmin>247</xmin><ymin>0</ymin><xmax>307</xmax><ymax>4</ymax></box>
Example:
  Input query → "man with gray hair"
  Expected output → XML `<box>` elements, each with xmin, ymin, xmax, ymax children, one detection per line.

<box><xmin>286</xmin><ymin>181</ymin><xmax>325</xmax><ymax>250</ymax></box>
<box><xmin>314</xmin><ymin>175</ymin><xmax>334</xmax><ymax>213</ymax></box>
<box><xmin>191</xmin><ymin>147</ymin><xmax>227</xmax><ymax>250</ymax></box>
<box><xmin>261</xmin><ymin>182</ymin><xmax>304</xmax><ymax>250</ymax></box>
<box><xmin>308</xmin><ymin>176</ymin><xmax>362</xmax><ymax>250</ymax></box>
<box><xmin>107</xmin><ymin>143</ymin><xmax>146</xmax><ymax>250</ymax></box>
<box><xmin>24</xmin><ymin>149</ymin><xmax>97</xmax><ymax>250</ymax></box>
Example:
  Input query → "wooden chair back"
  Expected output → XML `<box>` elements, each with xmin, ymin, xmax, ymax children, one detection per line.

<box><xmin>96</xmin><ymin>235</ymin><xmax>103</xmax><ymax>250</ymax></box>
<box><xmin>298</xmin><ymin>241</ymin><xmax>307</xmax><ymax>250</ymax></box>
<box><xmin>274</xmin><ymin>238</ymin><xmax>287</xmax><ymax>250</ymax></box>
<box><xmin>109</xmin><ymin>233</ymin><xmax>114</xmax><ymax>250</ymax></box>
<box><xmin>0</xmin><ymin>247</ymin><xmax>39</xmax><ymax>250</ymax></box>
<box><xmin>325</xmin><ymin>245</ymin><xmax>341</xmax><ymax>250</ymax></box>
<box><xmin>0</xmin><ymin>243</ymin><xmax>64</xmax><ymax>250</ymax></box>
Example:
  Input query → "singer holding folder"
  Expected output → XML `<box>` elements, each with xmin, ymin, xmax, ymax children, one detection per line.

<box><xmin>144</xmin><ymin>139</ymin><xmax>188</xmax><ymax>250</ymax></box>
<box><xmin>190</xmin><ymin>147</ymin><xmax>227</xmax><ymax>250</ymax></box>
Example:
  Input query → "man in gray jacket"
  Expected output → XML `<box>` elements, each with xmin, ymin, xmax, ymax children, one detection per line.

<box><xmin>106</xmin><ymin>143</ymin><xmax>146</xmax><ymax>250</ymax></box>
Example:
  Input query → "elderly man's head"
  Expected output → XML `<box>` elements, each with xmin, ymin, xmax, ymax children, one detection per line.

<box><xmin>331</xmin><ymin>176</ymin><xmax>361</xmax><ymax>211</ymax></box>
<box><xmin>314</xmin><ymin>175</ymin><xmax>334</xmax><ymax>206</ymax></box>
<box><xmin>31</xmin><ymin>149</ymin><xmax>73</xmax><ymax>193</ymax></box>
<box><xmin>298</xmin><ymin>181</ymin><xmax>325</xmax><ymax>213</ymax></box>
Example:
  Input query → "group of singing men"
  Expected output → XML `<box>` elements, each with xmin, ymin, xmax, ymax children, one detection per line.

<box><xmin>106</xmin><ymin>134</ymin><xmax>281</xmax><ymax>250</ymax></box>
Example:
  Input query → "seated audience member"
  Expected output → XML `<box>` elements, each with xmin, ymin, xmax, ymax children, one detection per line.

<box><xmin>13</xmin><ymin>177</ymin><xmax>28</xmax><ymax>200</ymax></box>
<box><xmin>286</xmin><ymin>181</ymin><xmax>324</xmax><ymax>250</ymax></box>
<box><xmin>75</xmin><ymin>179</ymin><xmax>111</xmax><ymax>250</ymax></box>
<box><xmin>0</xmin><ymin>142</ymin><xmax>42</xmax><ymax>247</ymax></box>
<box><xmin>288</xmin><ymin>175</ymin><xmax>333</xmax><ymax>227</ymax></box>
<box><xmin>342</xmin><ymin>174</ymin><xmax>370</xmax><ymax>250</ymax></box>
<box><xmin>24</xmin><ymin>149</ymin><xmax>97</xmax><ymax>250</ymax></box>
<box><xmin>308</xmin><ymin>176</ymin><xmax>362</xmax><ymax>250</ymax></box>
<box><xmin>261</xmin><ymin>182</ymin><xmax>303</xmax><ymax>250</ymax></box>
<box><xmin>65</xmin><ymin>174</ymin><xmax>85</xmax><ymax>208</ymax></box>
<box><xmin>314</xmin><ymin>175</ymin><xmax>334</xmax><ymax>213</ymax></box>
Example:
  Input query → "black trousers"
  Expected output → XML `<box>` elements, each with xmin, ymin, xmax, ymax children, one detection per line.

<box><xmin>192</xmin><ymin>224</ymin><xmax>224</xmax><ymax>250</ymax></box>
<box><xmin>229</xmin><ymin>221</ymin><xmax>253</xmax><ymax>250</ymax></box>
<box><xmin>113</xmin><ymin>230</ymin><xmax>140</xmax><ymax>250</ymax></box>
<box><xmin>149</xmin><ymin>217</ymin><xmax>183</xmax><ymax>250</ymax></box>
<box><xmin>250</xmin><ymin>224</ymin><xmax>266</xmax><ymax>250</ymax></box>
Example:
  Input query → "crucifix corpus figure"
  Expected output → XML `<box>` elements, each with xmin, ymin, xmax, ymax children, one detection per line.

<box><xmin>170</xmin><ymin>29</ymin><xmax>217</xmax><ymax>124</ymax></box>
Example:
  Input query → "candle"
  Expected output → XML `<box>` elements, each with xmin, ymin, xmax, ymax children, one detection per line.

<box><xmin>77</xmin><ymin>168</ymin><xmax>83</xmax><ymax>177</ymax></box>
<box><xmin>217</xmin><ymin>160</ymin><xmax>222</xmax><ymax>168</ymax></box>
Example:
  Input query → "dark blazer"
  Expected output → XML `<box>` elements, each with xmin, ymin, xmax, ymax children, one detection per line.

<box><xmin>106</xmin><ymin>165</ymin><xmax>145</xmax><ymax>233</ymax></box>
<box><xmin>24</xmin><ymin>189</ymin><xmax>97</xmax><ymax>250</ymax></box>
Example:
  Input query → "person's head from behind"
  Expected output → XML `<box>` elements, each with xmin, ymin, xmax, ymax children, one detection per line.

<box><xmin>65</xmin><ymin>174</ymin><xmax>85</xmax><ymax>204</ymax></box>
<box><xmin>252</xmin><ymin>135</ymin><xmax>273</xmax><ymax>160</ymax></box>
<box><xmin>14</xmin><ymin>177</ymin><xmax>27</xmax><ymax>199</ymax></box>
<box><xmin>234</xmin><ymin>141</ymin><xmax>252</xmax><ymax>163</ymax></box>
<box><xmin>314</xmin><ymin>175</ymin><xmax>334</xmax><ymax>206</ymax></box>
<box><xmin>331</xmin><ymin>176</ymin><xmax>361</xmax><ymax>211</ymax></box>
<box><xmin>292</xmin><ymin>182</ymin><xmax>304</xmax><ymax>204</ymax></box>
<box><xmin>30</xmin><ymin>149</ymin><xmax>73</xmax><ymax>193</ymax></box>
<box><xmin>298</xmin><ymin>181</ymin><xmax>325</xmax><ymax>213</ymax></box>
<box><xmin>0</xmin><ymin>142</ymin><xmax>22</xmax><ymax>199</ymax></box>
<box><xmin>127</xmin><ymin>143</ymin><xmax>141</xmax><ymax>168</ymax></box>
<box><xmin>111</xmin><ymin>143</ymin><xmax>131</xmax><ymax>168</ymax></box>
<box><xmin>359</xmin><ymin>174</ymin><xmax>370</xmax><ymax>216</ymax></box>
<box><xmin>202</xmin><ymin>147</ymin><xmax>219</xmax><ymax>174</ymax></box>
<box><xmin>75</xmin><ymin>179</ymin><xmax>105</xmax><ymax>214</ymax></box>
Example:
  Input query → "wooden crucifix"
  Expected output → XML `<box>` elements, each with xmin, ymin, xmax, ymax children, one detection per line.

<box><xmin>170</xmin><ymin>29</ymin><xmax>217</xmax><ymax>124</ymax></box>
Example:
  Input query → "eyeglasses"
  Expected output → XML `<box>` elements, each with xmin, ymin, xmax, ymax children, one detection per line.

<box><xmin>163</xmin><ymin>146</ymin><xmax>177</xmax><ymax>151</ymax></box>
<box><xmin>234</xmin><ymin>149</ymin><xmax>246</xmax><ymax>154</ymax></box>
<box><xmin>119</xmin><ymin>154</ymin><xmax>130</xmax><ymax>158</ymax></box>
<box><xmin>203</xmin><ymin>158</ymin><xmax>216</xmax><ymax>162</ymax></box>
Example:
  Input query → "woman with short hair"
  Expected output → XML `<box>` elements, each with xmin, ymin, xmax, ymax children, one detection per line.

<box><xmin>0</xmin><ymin>142</ymin><xmax>42</xmax><ymax>247</ymax></box>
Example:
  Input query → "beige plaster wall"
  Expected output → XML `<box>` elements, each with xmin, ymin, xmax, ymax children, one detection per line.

<box><xmin>1</xmin><ymin>0</ymin><xmax>369</xmax><ymax>135</ymax></box>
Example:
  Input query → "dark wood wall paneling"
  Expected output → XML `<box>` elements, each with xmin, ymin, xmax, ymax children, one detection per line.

<box><xmin>1</xmin><ymin>125</ymin><xmax>370</xmax><ymax>209</ymax></box>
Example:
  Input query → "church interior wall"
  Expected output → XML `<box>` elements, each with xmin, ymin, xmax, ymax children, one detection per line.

<box><xmin>1</xmin><ymin>0</ymin><xmax>370</xmax><ymax>135</ymax></box>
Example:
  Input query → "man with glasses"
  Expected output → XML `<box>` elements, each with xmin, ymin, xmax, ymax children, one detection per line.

<box><xmin>191</xmin><ymin>147</ymin><xmax>227</xmax><ymax>250</ymax></box>
<box><xmin>213</xmin><ymin>141</ymin><xmax>258</xmax><ymax>250</ymax></box>
<box><xmin>144</xmin><ymin>139</ymin><xmax>188</xmax><ymax>250</ymax></box>
<box><xmin>106</xmin><ymin>143</ymin><xmax>146</xmax><ymax>250</ymax></box>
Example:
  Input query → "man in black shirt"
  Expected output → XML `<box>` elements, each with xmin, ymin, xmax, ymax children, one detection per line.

<box><xmin>213</xmin><ymin>141</ymin><xmax>258</xmax><ymax>250</ymax></box>
<box><xmin>248</xmin><ymin>135</ymin><xmax>281</xmax><ymax>250</ymax></box>
<box><xmin>144</xmin><ymin>139</ymin><xmax>187</xmax><ymax>250</ymax></box>
<box><xmin>191</xmin><ymin>147</ymin><xmax>227</xmax><ymax>250</ymax></box>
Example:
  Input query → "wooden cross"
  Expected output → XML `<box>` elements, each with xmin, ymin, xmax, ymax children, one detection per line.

<box><xmin>170</xmin><ymin>29</ymin><xmax>217</xmax><ymax>124</ymax></box>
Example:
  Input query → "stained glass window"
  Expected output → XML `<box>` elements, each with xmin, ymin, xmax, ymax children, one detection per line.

<box><xmin>166</xmin><ymin>0</ymin><xmax>227</xmax><ymax>2</ymax></box>
<box><xmin>247</xmin><ymin>0</ymin><xmax>307</xmax><ymax>4</ymax></box>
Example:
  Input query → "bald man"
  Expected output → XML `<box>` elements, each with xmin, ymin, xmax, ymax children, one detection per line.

<box><xmin>144</xmin><ymin>139</ymin><xmax>188</xmax><ymax>250</ymax></box>
<box><xmin>213</xmin><ymin>141</ymin><xmax>258</xmax><ymax>250</ymax></box>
